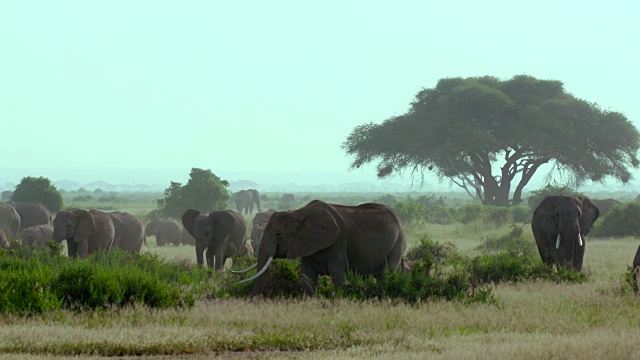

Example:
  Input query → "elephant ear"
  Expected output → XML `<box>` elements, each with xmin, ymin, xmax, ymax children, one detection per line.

<box><xmin>578</xmin><ymin>197</ymin><xmax>600</xmax><ymax>235</ymax></box>
<box><xmin>74</xmin><ymin>210</ymin><xmax>96</xmax><ymax>241</ymax></box>
<box><xmin>287</xmin><ymin>207</ymin><xmax>339</xmax><ymax>259</ymax></box>
<box><xmin>182</xmin><ymin>209</ymin><xmax>200</xmax><ymax>237</ymax></box>
<box><xmin>534</xmin><ymin>196</ymin><xmax>559</xmax><ymax>217</ymax></box>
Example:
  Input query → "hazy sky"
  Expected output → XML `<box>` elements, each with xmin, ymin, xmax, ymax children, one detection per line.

<box><xmin>1</xmin><ymin>1</ymin><xmax>639</xmax><ymax>187</ymax></box>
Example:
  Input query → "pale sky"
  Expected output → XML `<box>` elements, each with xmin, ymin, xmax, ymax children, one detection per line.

<box><xmin>1</xmin><ymin>1</ymin><xmax>639</xmax><ymax>188</ymax></box>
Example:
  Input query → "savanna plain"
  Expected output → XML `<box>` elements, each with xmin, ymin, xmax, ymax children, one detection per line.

<box><xmin>2</xmin><ymin>191</ymin><xmax>640</xmax><ymax>360</ymax></box>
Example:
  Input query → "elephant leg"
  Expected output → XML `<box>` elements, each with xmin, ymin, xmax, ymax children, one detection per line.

<box><xmin>300</xmin><ymin>260</ymin><xmax>319</xmax><ymax>296</ymax></box>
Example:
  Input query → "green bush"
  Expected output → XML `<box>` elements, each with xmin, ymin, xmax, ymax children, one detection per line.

<box><xmin>458</xmin><ymin>204</ymin><xmax>484</xmax><ymax>224</ymax></box>
<box><xmin>590</xmin><ymin>202</ymin><xmax>640</xmax><ymax>238</ymax></box>
<box><xmin>393</xmin><ymin>198</ymin><xmax>426</xmax><ymax>223</ymax></box>
<box><xmin>478</xmin><ymin>224</ymin><xmax>535</xmax><ymax>255</ymax></box>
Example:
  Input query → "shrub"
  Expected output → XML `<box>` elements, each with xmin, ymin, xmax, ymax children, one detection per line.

<box><xmin>478</xmin><ymin>224</ymin><xmax>534</xmax><ymax>255</ymax></box>
<box><xmin>11</xmin><ymin>176</ymin><xmax>64</xmax><ymax>212</ymax></box>
<box><xmin>458</xmin><ymin>204</ymin><xmax>484</xmax><ymax>224</ymax></box>
<box><xmin>393</xmin><ymin>198</ymin><xmax>426</xmax><ymax>223</ymax></box>
<box><xmin>590</xmin><ymin>202</ymin><xmax>640</xmax><ymax>238</ymax></box>
<box><xmin>526</xmin><ymin>183</ymin><xmax>581</xmax><ymax>209</ymax></box>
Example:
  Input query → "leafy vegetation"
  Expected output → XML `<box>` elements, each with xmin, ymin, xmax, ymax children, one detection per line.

<box><xmin>343</xmin><ymin>75</ymin><xmax>640</xmax><ymax>206</ymax></box>
<box><xmin>153</xmin><ymin>168</ymin><xmax>230</xmax><ymax>218</ymax></box>
<box><xmin>11</xmin><ymin>176</ymin><xmax>63</xmax><ymax>212</ymax></box>
<box><xmin>590</xmin><ymin>202</ymin><xmax>640</xmax><ymax>238</ymax></box>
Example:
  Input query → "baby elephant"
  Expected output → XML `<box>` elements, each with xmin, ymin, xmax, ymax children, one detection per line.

<box><xmin>21</xmin><ymin>224</ymin><xmax>54</xmax><ymax>247</ymax></box>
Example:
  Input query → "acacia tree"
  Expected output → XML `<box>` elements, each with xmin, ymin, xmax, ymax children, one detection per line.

<box><xmin>156</xmin><ymin>168</ymin><xmax>230</xmax><ymax>218</ymax></box>
<box><xmin>343</xmin><ymin>75</ymin><xmax>640</xmax><ymax>206</ymax></box>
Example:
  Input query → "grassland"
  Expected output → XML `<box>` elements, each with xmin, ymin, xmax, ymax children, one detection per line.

<box><xmin>2</xmin><ymin>192</ymin><xmax>640</xmax><ymax>359</ymax></box>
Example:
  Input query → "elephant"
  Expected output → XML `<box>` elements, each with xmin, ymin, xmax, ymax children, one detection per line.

<box><xmin>235</xmin><ymin>200</ymin><xmax>407</xmax><ymax>296</ymax></box>
<box><xmin>281</xmin><ymin>193</ymin><xmax>295</xmax><ymax>203</ymax></box>
<box><xmin>591</xmin><ymin>199</ymin><xmax>621</xmax><ymax>217</ymax></box>
<box><xmin>109</xmin><ymin>212</ymin><xmax>145</xmax><ymax>253</ymax></box>
<box><xmin>234</xmin><ymin>189</ymin><xmax>261</xmax><ymax>214</ymax></box>
<box><xmin>53</xmin><ymin>209</ymin><xmax>119</xmax><ymax>259</ymax></box>
<box><xmin>21</xmin><ymin>224</ymin><xmax>54</xmax><ymax>247</ymax></box>
<box><xmin>633</xmin><ymin>245</ymin><xmax>640</xmax><ymax>293</ymax></box>
<box><xmin>250</xmin><ymin>210</ymin><xmax>275</xmax><ymax>250</ymax></box>
<box><xmin>241</xmin><ymin>240</ymin><xmax>254</xmax><ymax>256</ymax></box>
<box><xmin>531</xmin><ymin>195</ymin><xmax>599</xmax><ymax>272</ymax></box>
<box><xmin>7</xmin><ymin>201</ymin><xmax>51</xmax><ymax>231</ymax></box>
<box><xmin>0</xmin><ymin>203</ymin><xmax>21</xmax><ymax>239</ymax></box>
<box><xmin>182</xmin><ymin>209</ymin><xmax>247</xmax><ymax>269</ymax></box>
<box><xmin>181</xmin><ymin>228</ymin><xmax>196</xmax><ymax>246</ymax></box>
<box><xmin>0</xmin><ymin>229</ymin><xmax>8</xmax><ymax>249</ymax></box>
<box><xmin>145</xmin><ymin>219</ymin><xmax>183</xmax><ymax>247</ymax></box>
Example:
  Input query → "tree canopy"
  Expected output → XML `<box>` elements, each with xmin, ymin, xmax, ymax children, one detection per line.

<box><xmin>155</xmin><ymin>168</ymin><xmax>230</xmax><ymax>218</ymax></box>
<box><xmin>343</xmin><ymin>75</ymin><xmax>640</xmax><ymax>206</ymax></box>
<box><xmin>11</xmin><ymin>176</ymin><xmax>64</xmax><ymax>212</ymax></box>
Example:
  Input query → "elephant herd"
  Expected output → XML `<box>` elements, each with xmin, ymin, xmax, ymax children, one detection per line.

<box><xmin>4</xmin><ymin>193</ymin><xmax>640</xmax><ymax>297</ymax></box>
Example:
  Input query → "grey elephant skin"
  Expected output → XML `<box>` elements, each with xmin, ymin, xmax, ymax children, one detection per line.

<box><xmin>633</xmin><ymin>245</ymin><xmax>640</xmax><ymax>293</ymax></box>
<box><xmin>250</xmin><ymin>210</ymin><xmax>275</xmax><ymax>251</ymax></box>
<box><xmin>181</xmin><ymin>228</ymin><xmax>196</xmax><ymax>246</ymax></box>
<box><xmin>53</xmin><ymin>209</ymin><xmax>116</xmax><ymax>259</ymax></box>
<box><xmin>8</xmin><ymin>201</ymin><xmax>51</xmax><ymax>231</ymax></box>
<box><xmin>591</xmin><ymin>199</ymin><xmax>621</xmax><ymax>217</ymax></box>
<box><xmin>109</xmin><ymin>212</ymin><xmax>144</xmax><ymax>253</ymax></box>
<box><xmin>145</xmin><ymin>219</ymin><xmax>183</xmax><ymax>247</ymax></box>
<box><xmin>21</xmin><ymin>224</ymin><xmax>54</xmax><ymax>247</ymax></box>
<box><xmin>0</xmin><ymin>229</ymin><xmax>9</xmax><ymax>249</ymax></box>
<box><xmin>0</xmin><ymin>203</ymin><xmax>21</xmax><ymax>239</ymax></box>
<box><xmin>244</xmin><ymin>200</ymin><xmax>407</xmax><ymax>296</ymax></box>
<box><xmin>234</xmin><ymin>189</ymin><xmax>261</xmax><ymax>214</ymax></box>
<box><xmin>182</xmin><ymin>209</ymin><xmax>247</xmax><ymax>269</ymax></box>
<box><xmin>531</xmin><ymin>195</ymin><xmax>599</xmax><ymax>272</ymax></box>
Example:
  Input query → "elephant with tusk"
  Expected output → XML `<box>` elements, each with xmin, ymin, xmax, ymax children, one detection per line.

<box><xmin>234</xmin><ymin>200</ymin><xmax>407</xmax><ymax>296</ymax></box>
<box><xmin>531</xmin><ymin>195</ymin><xmax>599</xmax><ymax>272</ymax></box>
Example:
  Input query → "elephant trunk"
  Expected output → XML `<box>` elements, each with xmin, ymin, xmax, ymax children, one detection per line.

<box><xmin>195</xmin><ymin>242</ymin><xmax>205</xmax><ymax>267</ymax></box>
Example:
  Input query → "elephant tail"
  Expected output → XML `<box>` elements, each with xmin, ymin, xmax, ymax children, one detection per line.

<box><xmin>633</xmin><ymin>266</ymin><xmax>639</xmax><ymax>294</ymax></box>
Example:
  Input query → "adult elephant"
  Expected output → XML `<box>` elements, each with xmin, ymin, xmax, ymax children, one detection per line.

<box><xmin>591</xmin><ymin>199</ymin><xmax>621</xmax><ymax>217</ymax></box>
<box><xmin>7</xmin><ymin>201</ymin><xmax>51</xmax><ymax>230</ymax></box>
<box><xmin>234</xmin><ymin>189</ymin><xmax>261</xmax><ymax>214</ymax></box>
<box><xmin>53</xmin><ymin>209</ymin><xmax>119</xmax><ymax>259</ymax></box>
<box><xmin>109</xmin><ymin>212</ymin><xmax>145</xmax><ymax>253</ymax></box>
<box><xmin>250</xmin><ymin>210</ymin><xmax>275</xmax><ymax>250</ymax></box>
<box><xmin>235</xmin><ymin>200</ymin><xmax>407</xmax><ymax>296</ymax></box>
<box><xmin>0</xmin><ymin>203</ymin><xmax>21</xmax><ymax>239</ymax></box>
<box><xmin>145</xmin><ymin>219</ymin><xmax>183</xmax><ymax>247</ymax></box>
<box><xmin>21</xmin><ymin>224</ymin><xmax>54</xmax><ymax>247</ymax></box>
<box><xmin>531</xmin><ymin>195</ymin><xmax>599</xmax><ymax>272</ymax></box>
<box><xmin>182</xmin><ymin>209</ymin><xmax>247</xmax><ymax>269</ymax></box>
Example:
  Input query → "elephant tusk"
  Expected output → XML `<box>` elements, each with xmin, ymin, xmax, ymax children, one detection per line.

<box><xmin>578</xmin><ymin>233</ymin><xmax>583</xmax><ymax>246</ymax></box>
<box><xmin>238</xmin><ymin>256</ymin><xmax>273</xmax><ymax>284</ymax></box>
<box><xmin>231</xmin><ymin>263</ymin><xmax>257</xmax><ymax>274</ymax></box>
<box><xmin>556</xmin><ymin>234</ymin><xmax>561</xmax><ymax>249</ymax></box>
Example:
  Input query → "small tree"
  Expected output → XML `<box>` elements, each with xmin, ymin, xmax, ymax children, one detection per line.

<box><xmin>11</xmin><ymin>176</ymin><xmax>63</xmax><ymax>212</ymax></box>
<box><xmin>526</xmin><ymin>183</ymin><xmax>582</xmax><ymax>209</ymax></box>
<box><xmin>156</xmin><ymin>168</ymin><xmax>230</xmax><ymax>218</ymax></box>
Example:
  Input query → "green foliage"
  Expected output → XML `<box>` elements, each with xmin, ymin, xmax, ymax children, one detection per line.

<box><xmin>478</xmin><ymin>224</ymin><xmax>534</xmax><ymax>254</ymax></box>
<box><xmin>590</xmin><ymin>202</ymin><xmax>640</xmax><ymax>238</ymax></box>
<box><xmin>527</xmin><ymin>183</ymin><xmax>581</xmax><ymax>209</ymax></box>
<box><xmin>0</xmin><ymin>245</ymin><xmax>212</xmax><ymax>313</ymax></box>
<box><xmin>156</xmin><ymin>168</ymin><xmax>230</xmax><ymax>218</ymax></box>
<box><xmin>372</xmin><ymin>194</ymin><xmax>397</xmax><ymax>207</ymax></box>
<box><xmin>11</xmin><ymin>176</ymin><xmax>63</xmax><ymax>212</ymax></box>
<box><xmin>343</xmin><ymin>75</ymin><xmax>640</xmax><ymax>206</ymax></box>
<box><xmin>392</xmin><ymin>198</ymin><xmax>426</xmax><ymax>223</ymax></box>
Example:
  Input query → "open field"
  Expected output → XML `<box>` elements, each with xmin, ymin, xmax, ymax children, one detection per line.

<box><xmin>2</xmin><ymin>193</ymin><xmax>640</xmax><ymax>359</ymax></box>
